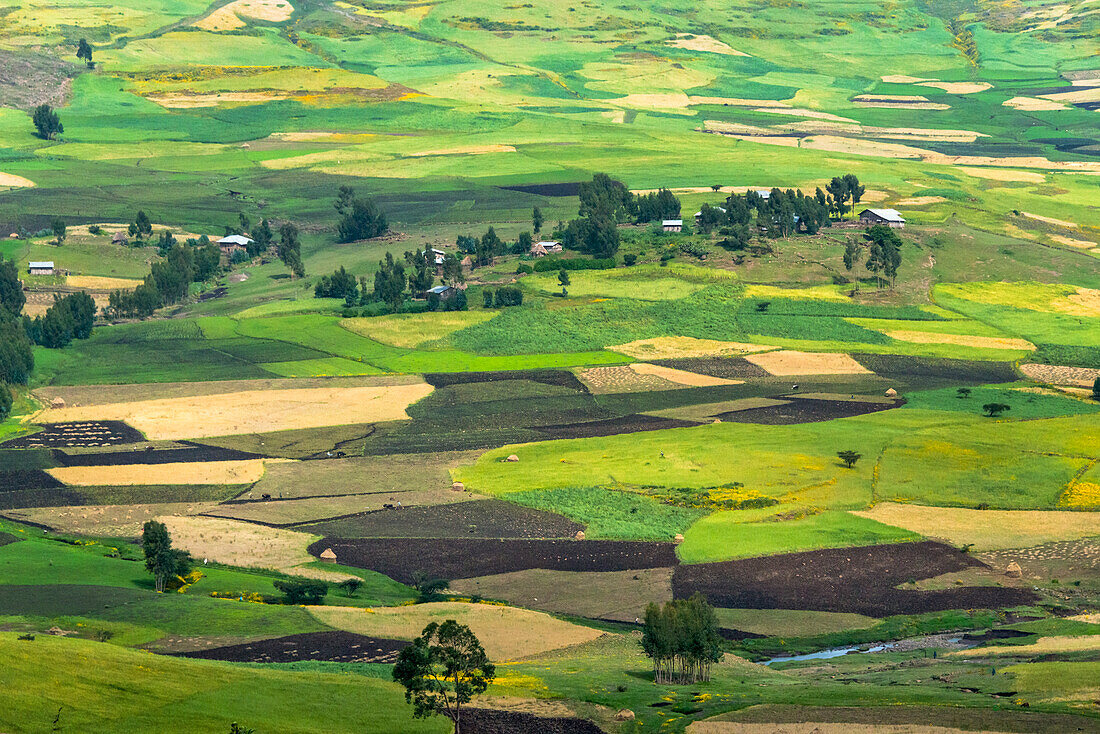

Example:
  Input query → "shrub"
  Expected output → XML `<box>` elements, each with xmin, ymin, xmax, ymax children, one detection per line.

<box><xmin>623</xmin><ymin>254</ymin><xmax>637</xmax><ymax>266</ymax></box>
<box><xmin>516</xmin><ymin>264</ymin><xmax>533</xmax><ymax>274</ymax></box>
<box><xmin>273</xmin><ymin>578</ymin><xmax>329</xmax><ymax>604</ymax></box>
<box><xmin>493</xmin><ymin>286</ymin><xmax>523</xmax><ymax>308</ymax></box>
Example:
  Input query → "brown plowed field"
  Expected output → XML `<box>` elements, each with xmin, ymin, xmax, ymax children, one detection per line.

<box><xmin>170</xmin><ymin>630</ymin><xmax>408</xmax><ymax>664</ymax></box>
<box><xmin>672</xmin><ymin>542</ymin><xmax>1036</xmax><ymax>617</ymax></box>
<box><xmin>308</xmin><ymin>538</ymin><xmax>678</xmax><ymax>583</ymax></box>
<box><xmin>464</xmin><ymin>709</ymin><xmax>604</xmax><ymax>734</ymax></box>
<box><xmin>714</xmin><ymin>398</ymin><xmax>899</xmax><ymax>424</ymax></box>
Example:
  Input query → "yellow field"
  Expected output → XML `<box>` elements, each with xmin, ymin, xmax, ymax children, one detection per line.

<box><xmin>610</xmin><ymin>336</ymin><xmax>774</xmax><ymax>360</ymax></box>
<box><xmin>959</xmin><ymin>167</ymin><xmax>1046</xmax><ymax>183</ymax></box>
<box><xmin>948</xmin><ymin>636</ymin><xmax>1100</xmax><ymax>657</ymax></box>
<box><xmin>880</xmin><ymin>330</ymin><xmax>1034</xmax><ymax>351</ymax></box>
<box><xmin>38</xmin><ymin>382</ymin><xmax>433</xmax><ymax>439</ymax></box>
<box><xmin>159</xmin><ymin>515</ymin><xmax>351</xmax><ymax>580</ymax></box>
<box><xmin>341</xmin><ymin>311</ymin><xmax>495</xmax><ymax>348</ymax></box>
<box><xmin>743</xmin><ymin>350</ymin><xmax>870</xmax><ymax>376</ymax></box>
<box><xmin>852</xmin><ymin>503</ymin><xmax>1100</xmax><ymax>550</ymax></box>
<box><xmin>629</xmin><ymin>363</ymin><xmax>742</xmax><ymax>387</ymax></box>
<box><xmin>0</xmin><ymin>172</ymin><xmax>35</xmax><ymax>188</ymax></box>
<box><xmin>309</xmin><ymin>602</ymin><xmax>605</xmax><ymax>661</ymax></box>
<box><xmin>666</xmin><ymin>34</ymin><xmax>748</xmax><ymax>56</ymax></box>
<box><xmin>47</xmin><ymin>459</ymin><xmax>283</xmax><ymax>486</ymax></box>
<box><xmin>690</xmin><ymin>723</ymin><xmax>1000</xmax><ymax>734</ymax></box>
<box><xmin>65</xmin><ymin>275</ymin><xmax>143</xmax><ymax>290</ymax></box>
<box><xmin>193</xmin><ymin>0</ymin><xmax>293</xmax><ymax>31</ymax></box>
<box><xmin>3</xmin><ymin>502</ymin><xmax>218</xmax><ymax>537</ymax></box>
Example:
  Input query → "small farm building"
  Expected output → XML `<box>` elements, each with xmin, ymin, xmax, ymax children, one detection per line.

<box><xmin>111</xmin><ymin>232</ymin><xmax>129</xmax><ymax>245</ymax></box>
<box><xmin>530</xmin><ymin>240</ymin><xmax>563</xmax><ymax>257</ymax></box>
<box><xmin>430</xmin><ymin>248</ymin><xmax>447</xmax><ymax>265</ymax></box>
<box><xmin>662</xmin><ymin>220</ymin><xmax>683</xmax><ymax>232</ymax></box>
<box><xmin>426</xmin><ymin>284</ymin><xmax>457</xmax><ymax>301</ymax></box>
<box><xmin>859</xmin><ymin>209</ymin><xmax>906</xmax><ymax>228</ymax></box>
<box><xmin>28</xmin><ymin>261</ymin><xmax>55</xmax><ymax>275</ymax></box>
<box><xmin>217</xmin><ymin>234</ymin><xmax>253</xmax><ymax>255</ymax></box>
<box><xmin>694</xmin><ymin>207</ymin><xmax>726</xmax><ymax>224</ymax></box>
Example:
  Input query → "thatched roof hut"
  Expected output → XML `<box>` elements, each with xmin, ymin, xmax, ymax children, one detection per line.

<box><xmin>319</xmin><ymin>548</ymin><xmax>338</xmax><ymax>563</ymax></box>
<box><xmin>451</xmin><ymin>481</ymin><xmax>466</xmax><ymax>492</ymax></box>
<box><xmin>885</xmin><ymin>388</ymin><xmax>898</xmax><ymax>398</ymax></box>
<box><xmin>50</xmin><ymin>397</ymin><xmax>66</xmax><ymax>409</ymax></box>
<box><xmin>1005</xmin><ymin>561</ymin><xmax>1022</xmax><ymax>578</ymax></box>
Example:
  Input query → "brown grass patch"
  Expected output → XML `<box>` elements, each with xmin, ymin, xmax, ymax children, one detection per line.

<box><xmin>308</xmin><ymin>602</ymin><xmax>605</xmax><ymax>661</ymax></box>
<box><xmin>629</xmin><ymin>362</ymin><xmax>742</xmax><ymax>387</ymax></box>
<box><xmin>948</xmin><ymin>636</ymin><xmax>1100</xmax><ymax>657</ymax></box>
<box><xmin>1019</xmin><ymin>363</ymin><xmax>1100</xmax><ymax>386</ymax></box>
<box><xmin>646</xmin><ymin>397</ymin><xmax>789</xmax><ymax>422</ymax></box>
<box><xmin>918</xmin><ymin>81</ymin><xmax>991</xmax><ymax>94</ymax></box>
<box><xmin>1067</xmin><ymin>613</ymin><xmax>1100</xmax><ymax>624</ymax></box>
<box><xmin>159</xmin><ymin>515</ymin><xmax>350</xmax><ymax>581</ymax></box>
<box><xmin>1050</xmin><ymin>234</ymin><xmax>1097</xmax><ymax>249</ymax></box>
<box><xmin>3</xmin><ymin>502</ymin><xmax>217</xmax><ymax>537</ymax></box>
<box><xmin>407</xmin><ymin>144</ymin><xmax>516</xmax><ymax>157</ymax></box>
<box><xmin>853</xmin><ymin>95</ymin><xmax>949</xmax><ymax>110</ymax></box>
<box><xmin>205</xmin><ymin>489</ymin><xmax>475</xmax><ymax>526</ymax></box>
<box><xmin>1003</xmin><ymin>96</ymin><xmax>1069</xmax><ymax>111</ymax></box>
<box><xmin>577</xmin><ymin>365</ymin><xmax>682</xmax><ymax>393</ymax></box>
<box><xmin>958</xmin><ymin>167</ymin><xmax>1046</xmax><ymax>183</ymax></box>
<box><xmin>1040</xmin><ymin>87</ymin><xmax>1100</xmax><ymax>104</ymax></box>
<box><xmin>666</xmin><ymin>34</ymin><xmax>748</xmax><ymax>56</ymax></box>
<box><xmin>0</xmin><ymin>173</ymin><xmax>35</xmax><ymax>188</ymax></box>
<box><xmin>147</xmin><ymin>92</ymin><xmax>287</xmax><ymax>108</ymax></box>
<box><xmin>1022</xmin><ymin>212</ymin><xmax>1078</xmax><ymax>228</ymax></box>
<box><xmin>852</xmin><ymin>503</ymin><xmax>1100</xmax><ymax>551</ymax></box>
<box><xmin>881</xmin><ymin>330</ymin><xmax>1034</xmax><ymax>351</ymax></box>
<box><xmin>743</xmin><ymin>351</ymin><xmax>870</xmax><ymax>376</ymax></box>
<box><xmin>610</xmin><ymin>336</ymin><xmax>774</xmax><ymax>360</ymax></box>
<box><xmin>193</xmin><ymin>0</ymin><xmax>293</xmax><ymax>31</ymax></box>
<box><xmin>880</xmin><ymin>75</ymin><xmax>933</xmax><ymax>83</ymax></box>
<box><xmin>39</xmin><ymin>383</ymin><xmax>433</xmax><ymax>439</ymax></box>
<box><xmin>47</xmin><ymin>459</ymin><xmax>283</xmax><ymax>486</ymax></box>
<box><xmin>65</xmin><ymin>275</ymin><xmax>142</xmax><ymax>290</ymax></box>
<box><xmin>895</xmin><ymin>196</ymin><xmax>947</xmax><ymax>206</ymax></box>
<box><xmin>690</xmin><ymin>723</ymin><xmax>1007</xmax><ymax>734</ymax></box>
<box><xmin>449</xmin><ymin>568</ymin><xmax>674</xmax><ymax>621</ymax></box>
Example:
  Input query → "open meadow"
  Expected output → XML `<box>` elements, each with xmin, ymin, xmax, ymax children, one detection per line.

<box><xmin>1</xmin><ymin>0</ymin><xmax>1099</xmax><ymax>731</ymax></box>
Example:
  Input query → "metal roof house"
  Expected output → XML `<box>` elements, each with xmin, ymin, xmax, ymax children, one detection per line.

<box><xmin>662</xmin><ymin>219</ymin><xmax>683</xmax><ymax>232</ymax></box>
<box><xmin>859</xmin><ymin>209</ymin><xmax>906</xmax><ymax>228</ymax></box>
<box><xmin>530</xmin><ymin>241</ymin><xmax>563</xmax><ymax>257</ymax></box>
<box><xmin>28</xmin><ymin>261</ymin><xmax>55</xmax><ymax>275</ymax></box>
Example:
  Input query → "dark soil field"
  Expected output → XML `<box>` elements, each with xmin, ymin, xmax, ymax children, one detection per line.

<box><xmin>463</xmin><ymin>709</ymin><xmax>604</xmax><ymax>734</ymax></box>
<box><xmin>0</xmin><ymin>584</ymin><xmax>150</xmax><ymax>617</ymax></box>
<box><xmin>171</xmin><ymin>631</ymin><xmax>409</xmax><ymax>664</ymax></box>
<box><xmin>51</xmin><ymin>443</ymin><xmax>262</xmax><ymax>466</ymax></box>
<box><xmin>0</xmin><ymin>532</ymin><xmax>19</xmax><ymax>547</ymax></box>
<box><xmin>714</xmin><ymin>398</ymin><xmax>900</xmax><ymax>425</ymax></box>
<box><xmin>652</xmin><ymin>356</ymin><xmax>772</xmax><ymax>379</ymax></box>
<box><xmin>300</xmin><ymin>499</ymin><xmax>583</xmax><ymax>539</ymax></box>
<box><xmin>535</xmin><ymin>414</ymin><xmax>697</xmax><ymax>439</ymax></box>
<box><xmin>4</xmin><ymin>422</ymin><xmax>145</xmax><ymax>448</ymax></box>
<box><xmin>498</xmin><ymin>182</ymin><xmax>582</xmax><ymax>197</ymax></box>
<box><xmin>0</xmin><ymin>482</ymin><xmax>83</xmax><ymax>510</ymax></box>
<box><xmin>309</xmin><ymin>538</ymin><xmax>678</xmax><ymax>583</ymax></box>
<box><xmin>672</xmin><ymin>542</ymin><xmax>1037</xmax><ymax>617</ymax></box>
<box><xmin>425</xmin><ymin>369</ymin><xmax>589</xmax><ymax>392</ymax></box>
<box><xmin>852</xmin><ymin>354</ymin><xmax>1020</xmax><ymax>387</ymax></box>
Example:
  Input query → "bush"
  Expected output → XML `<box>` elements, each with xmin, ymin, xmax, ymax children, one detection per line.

<box><xmin>88</xmin><ymin>225</ymin><xmax>102</xmax><ymax>235</ymax></box>
<box><xmin>532</xmin><ymin>257</ymin><xmax>615</xmax><ymax>272</ymax></box>
<box><xmin>516</xmin><ymin>264</ymin><xmax>533</xmax><ymax>275</ymax></box>
<box><xmin>273</xmin><ymin>578</ymin><xmax>329</xmax><ymax>604</ymax></box>
<box><xmin>623</xmin><ymin>254</ymin><xmax>637</xmax><ymax>266</ymax></box>
<box><xmin>482</xmin><ymin>288</ymin><xmax>494</xmax><ymax>308</ymax></box>
<box><xmin>493</xmin><ymin>286</ymin><xmax>523</xmax><ymax>308</ymax></box>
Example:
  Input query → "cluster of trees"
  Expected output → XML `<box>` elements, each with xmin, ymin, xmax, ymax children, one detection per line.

<box><xmin>314</xmin><ymin>265</ymin><xmax>359</xmax><ymax>305</ymax></box>
<box><xmin>335</xmin><ymin>186</ymin><xmax>388</xmax><ymax>243</ymax></box>
<box><xmin>824</xmin><ymin>174</ymin><xmax>866</xmax><ymax>220</ymax></box>
<box><xmin>0</xmin><ymin>258</ymin><xmax>33</xmax><ymax>415</ymax></box>
<box><xmin>24</xmin><ymin>292</ymin><xmax>95</xmax><ymax>349</ymax></box>
<box><xmin>273</xmin><ymin>578</ymin><xmax>328</xmax><ymax>604</ymax></box>
<box><xmin>106</xmin><ymin>238</ymin><xmax>222</xmax><ymax>318</ymax></box>
<box><xmin>141</xmin><ymin>521</ymin><xmax>191</xmax><ymax>593</ymax></box>
<box><xmin>554</xmin><ymin>174</ymin><xmax>625</xmax><ymax>258</ymax></box>
<box><xmin>457</xmin><ymin>227</ymin><xmax>507</xmax><ymax>267</ymax></box>
<box><xmin>128</xmin><ymin>210</ymin><xmax>153</xmax><ymax>241</ymax></box>
<box><xmin>634</xmin><ymin>187</ymin><xmax>682</xmax><ymax>224</ymax></box>
<box><xmin>641</xmin><ymin>594</ymin><xmax>723</xmax><ymax>685</ymax></box>
<box><xmin>481</xmin><ymin>286</ymin><xmax>522</xmax><ymax>308</ymax></box>
<box><xmin>362</xmin><ymin>247</ymin><xmax>467</xmax><ymax>313</ymax></box>
<box><xmin>32</xmin><ymin>104</ymin><xmax>62</xmax><ymax>140</ymax></box>
<box><xmin>845</xmin><ymin>225</ymin><xmax>903</xmax><ymax>287</ymax></box>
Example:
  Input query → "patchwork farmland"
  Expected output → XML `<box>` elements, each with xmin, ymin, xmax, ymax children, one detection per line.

<box><xmin>1</xmin><ymin>0</ymin><xmax>1099</xmax><ymax>731</ymax></box>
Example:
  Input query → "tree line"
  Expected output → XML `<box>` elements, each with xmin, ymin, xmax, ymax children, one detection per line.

<box><xmin>106</xmin><ymin>237</ymin><xmax>222</xmax><ymax>318</ymax></box>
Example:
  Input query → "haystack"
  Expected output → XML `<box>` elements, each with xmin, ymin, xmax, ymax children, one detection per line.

<box><xmin>574</xmin><ymin>530</ymin><xmax>586</xmax><ymax>541</ymax></box>
<box><xmin>319</xmin><ymin>548</ymin><xmax>338</xmax><ymax>563</ymax></box>
<box><xmin>1005</xmin><ymin>561</ymin><xmax>1022</xmax><ymax>578</ymax></box>
<box><xmin>673</xmin><ymin>533</ymin><xmax>685</xmax><ymax>544</ymax></box>
<box><xmin>614</xmin><ymin>710</ymin><xmax>635</xmax><ymax>721</ymax></box>
<box><xmin>885</xmin><ymin>388</ymin><xmax>898</xmax><ymax>398</ymax></box>
<box><xmin>506</xmin><ymin>454</ymin><xmax>520</xmax><ymax>462</ymax></box>
<box><xmin>50</xmin><ymin>397</ymin><xmax>66</xmax><ymax>409</ymax></box>
<box><xmin>8</xmin><ymin>232</ymin><xmax>18</xmax><ymax>239</ymax></box>
<box><xmin>451</xmin><ymin>481</ymin><xmax>466</xmax><ymax>492</ymax></box>
<box><xmin>111</xmin><ymin>232</ymin><xmax>128</xmax><ymax>245</ymax></box>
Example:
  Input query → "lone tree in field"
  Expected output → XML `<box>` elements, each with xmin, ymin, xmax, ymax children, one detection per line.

<box><xmin>957</xmin><ymin>387</ymin><xmax>971</xmax><ymax>399</ymax></box>
<box><xmin>393</xmin><ymin>620</ymin><xmax>495</xmax><ymax>734</ymax></box>
<box><xmin>141</xmin><ymin>520</ymin><xmax>191</xmax><ymax>593</ymax></box>
<box><xmin>532</xmin><ymin>206</ymin><xmax>543</xmax><ymax>234</ymax></box>
<box><xmin>51</xmin><ymin>218</ymin><xmax>66</xmax><ymax>245</ymax></box>
<box><xmin>641</xmin><ymin>594</ymin><xmax>722</xmax><ymax>685</ymax></box>
<box><xmin>837</xmin><ymin>450</ymin><xmax>862</xmax><ymax>469</ymax></box>
<box><xmin>983</xmin><ymin>402</ymin><xmax>1011</xmax><ymax>418</ymax></box>
<box><xmin>32</xmin><ymin>104</ymin><xmax>63</xmax><ymax>140</ymax></box>
<box><xmin>278</xmin><ymin>222</ymin><xmax>305</xmax><ymax>278</ymax></box>
<box><xmin>1092</xmin><ymin>377</ymin><xmax>1100</xmax><ymax>401</ymax></box>
<box><xmin>76</xmin><ymin>38</ymin><xmax>94</xmax><ymax>68</ymax></box>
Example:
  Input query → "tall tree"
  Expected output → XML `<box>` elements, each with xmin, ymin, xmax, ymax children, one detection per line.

<box><xmin>0</xmin><ymin>382</ymin><xmax>11</xmax><ymax>421</ymax></box>
<box><xmin>532</xmin><ymin>206</ymin><xmax>543</xmax><ymax>234</ymax></box>
<box><xmin>864</xmin><ymin>225</ymin><xmax>903</xmax><ymax>287</ymax></box>
<box><xmin>843</xmin><ymin>239</ymin><xmax>862</xmax><ymax>274</ymax></box>
<box><xmin>393</xmin><ymin>620</ymin><xmax>495</xmax><ymax>734</ymax></box>
<box><xmin>441</xmin><ymin>253</ymin><xmax>464</xmax><ymax>285</ymax></box>
<box><xmin>0</xmin><ymin>257</ymin><xmax>26</xmax><ymax>317</ymax></box>
<box><xmin>826</xmin><ymin>176</ymin><xmax>850</xmax><ymax>220</ymax></box>
<box><xmin>141</xmin><ymin>520</ymin><xmax>191</xmax><ymax>593</ymax></box>
<box><xmin>76</xmin><ymin>38</ymin><xmax>94</xmax><ymax>67</ymax></box>
<box><xmin>278</xmin><ymin>222</ymin><xmax>304</xmax><ymax>278</ymax></box>
<box><xmin>407</xmin><ymin>247</ymin><xmax>434</xmax><ymax>293</ymax></box>
<box><xmin>134</xmin><ymin>210</ymin><xmax>152</xmax><ymax>238</ymax></box>
<box><xmin>32</xmin><ymin>105</ymin><xmax>63</xmax><ymax>140</ymax></box>
<box><xmin>51</xmin><ymin>218</ymin><xmax>66</xmax><ymax>245</ymax></box>
<box><xmin>250</xmin><ymin>218</ymin><xmax>273</xmax><ymax>256</ymax></box>
<box><xmin>0</xmin><ymin>316</ymin><xmax>34</xmax><ymax>384</ymax></box>
<box><xmin>843</xmin><ymin>174</ymin><xmax>865</xmax><ymax>219</ymax></box>
<box><xmin>578</xmin><ymin>173</ymin><xmax>633</xmax><ymax>221</ymax></box>
<box><xmin>374</xmin><ymin>252</ymin><xmax>406</xmax><ymax>312</ymax></box>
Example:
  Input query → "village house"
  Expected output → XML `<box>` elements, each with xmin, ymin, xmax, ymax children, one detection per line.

<box><xmin>430</xmin><ymin>248</ymin><xmax>447</xmax><ymax>266</ymax></box>
<box><xmin>662</xmin><ymin>219</ymin><xmax>682</xmax><ymax>233</ymax></box>
<box><xmin>425</xmin><ymin>284</ymin><xmax>457</xmax><ymax>301</ymax></box>
<box><xmin>111</xmin><ymin>231</ymin><xmax>128</xmax><ymax>246</ymax></box>
<box><xmin>217</xmin><ymin>234</ymin><xmax>253</xmax><ymax>256</ymax></box>
<box><xmin>859</xmin><ymin>209</ymin><xmax>906</xmax><ymax>229</ymax></box>
<box><xmin>28</xmin><ymin>261</ymin><xmax>55</xmax><ymax>276</ymax></box>
<box><xmin>530</xmin><ymin>240</ymin><xmax>563</xmax><ymax>257</ymax></box>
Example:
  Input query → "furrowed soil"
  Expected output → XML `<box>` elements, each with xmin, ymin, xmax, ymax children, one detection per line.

<box><xmin>713</xmin><ymin>398</ymin><xmax>900</xmax><ymax>425</ymax></box>
<box><xmin>308</xmin><ymin>538</ymin><xmax>678</xmax><ymax>583</ymax></box>
<box><xmin>672</xmin><ymin>542</ymin><xmax>1037</xmax><ymax>616</ymax></box>
<box><xmin>170</xmin><ymin>631</ymin><xmax>408</xmax><ymax>664</ymax></box>
<box><xmin>464</xmin><ymin>709</ymin><xmax>604</xmax><ymax>734</ymax></box>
